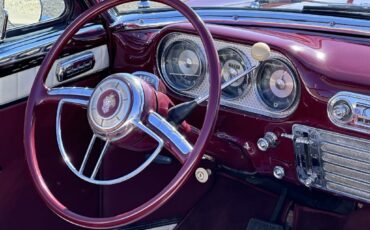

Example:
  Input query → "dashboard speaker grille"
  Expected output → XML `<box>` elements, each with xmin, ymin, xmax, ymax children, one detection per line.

<box><xmin>293</xmin><ymin>124</ymin><xmax>370</xmax><ymax>203</ymax></box>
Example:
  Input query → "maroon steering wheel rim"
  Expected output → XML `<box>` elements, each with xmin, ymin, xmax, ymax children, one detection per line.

<box><xmin>24</xmin><ymin>0</ymin><xmax>221</xmax><ymax>228</ymax></box>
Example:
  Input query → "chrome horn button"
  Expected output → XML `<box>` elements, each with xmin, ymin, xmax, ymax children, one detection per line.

<box><xmin>88</xmin><ymin>76</ymin><xmax>134</xmax><ymax>139</ymax></box>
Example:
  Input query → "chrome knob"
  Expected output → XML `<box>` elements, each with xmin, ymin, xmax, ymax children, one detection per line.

<box><xmin>257</xmin><ymin>132</ymin><xmax>278</xmax><ymax>151</ymax></box>
<box><xmin>304</xmin><ymin>173</ymin><xmax>317</xmax><ymax>187</ymax></box>
<box><xmin>273</xmin><ymin>166</ymin><xmax>285</xmax><ymax>179</ymax></box>
<box><xmin>332</xmin><ymin>102</ymin><xmax>351</xmax><ymax>121</ymax></box>
<box><xmin>195</xmin><ymin>168</ymin><xmax>211</xmax><ymax>183</ymax></box>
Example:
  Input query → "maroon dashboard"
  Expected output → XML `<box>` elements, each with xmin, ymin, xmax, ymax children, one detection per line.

<box><xmin>111</xmin><ymin>23</ymin><xmax>370</xmax><ymax>203</ymax></box>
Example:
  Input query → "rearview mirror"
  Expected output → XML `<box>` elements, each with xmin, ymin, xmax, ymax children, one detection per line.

<box><xmin>4</xmin><ymin>0</ymin><xmax>42</xmax><ymax>26</ymax></box>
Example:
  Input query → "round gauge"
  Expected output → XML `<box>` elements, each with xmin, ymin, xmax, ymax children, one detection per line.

<box><xmin>160</xmin><ymin>40</ymin><xmax>205</xmax><ymax>91</ymax></box>
<box><xmin>257</xmin><ymin>58</ymin><xmax>299</xmax><ymax>111</ymax></box>
<box><xmin>219</xmin><ymin>48</ymin><xmax>251</xmax><ymax>99</ymax></box>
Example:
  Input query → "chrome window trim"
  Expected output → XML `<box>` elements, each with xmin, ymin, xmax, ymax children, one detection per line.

<box><xmin>110</xmin><ymin>9</ymin><xmax>370</xmax><ymax>35</ymax></box>
<box><xmin>0</xmin><ymin>24</ymin><xmax>105</xmax><ymax>69</ymax></box>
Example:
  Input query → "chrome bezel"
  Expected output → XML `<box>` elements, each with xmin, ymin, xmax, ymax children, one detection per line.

<box><xmin>157</xmin><ymin>32</ymin><xmax>299</xmax><ymax>119</ymax></box>
<box><xmin>328</xmin><ymin>91</ymin><xmax>370</xmax><ymax>135</ymax></box>
<box><xmin>218</xmin><ymin>47</ymin><xmax>252</xmax><ymax>100</ymax></box>
<box><xmin>255</xmin><ymin>57</ymin><xmax>300</xmax><ymax>113</ymax></box>
<box><xmin>159</xmin><ymin>35</ymin><xmax>206</xmax><ymax>91</ymax></box>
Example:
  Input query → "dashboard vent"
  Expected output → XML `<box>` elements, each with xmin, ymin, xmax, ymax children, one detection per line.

<box><xmin>292</xmin><ymin>124</ymin><xmax>370</xmax><ymax>203</ymax></box>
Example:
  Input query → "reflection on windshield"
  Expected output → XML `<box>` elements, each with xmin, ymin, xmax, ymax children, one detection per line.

<box><xmin>116</xmin><ymin>0</ymin><xmax>370</xmax><ymax>13</ymax></box>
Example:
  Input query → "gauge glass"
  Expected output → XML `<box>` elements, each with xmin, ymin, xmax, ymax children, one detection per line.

<box><xmin>219</xmin><ymin>48</ymin><xmax>250</xmax><ymax>99</ymax></box>
<box><xmin>257</xmin><ymin>58</ymin><xmax>298</xmax><ymax>111</ymax></box>
<box><xmin>161</xmin><ymin>40</ymin><xmax>205</xmax><ymax>91</ymax></box>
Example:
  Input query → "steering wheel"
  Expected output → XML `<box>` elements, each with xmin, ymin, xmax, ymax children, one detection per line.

<box><xmin>24</xmin><ymin>0</ymin><xmax>221</xmax><ymax>228</ymax></box>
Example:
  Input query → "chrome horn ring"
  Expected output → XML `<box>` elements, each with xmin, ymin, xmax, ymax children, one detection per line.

<box><xmin>55</xmin><ymin>73</ymin><xmax>191</xmax><ymax>185</ymax></box>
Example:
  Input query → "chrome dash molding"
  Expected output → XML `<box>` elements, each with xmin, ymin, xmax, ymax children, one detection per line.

<box><xmin>112</xmin><ymin>9</ymin><xmax>370</xmax><ymax>36</ymax></box>
<box><xmin>328</xmin><ymin>91</ymin><xmax>370</xmax><ymax>135</ymax></box>
<box><xmin>0</xmin><ymin>24</ymin><xmax>104</xmax><ymax>68</ymax></box>
<box><xmin>56</xmin><ymin>51</ymin><xmax>96</xmax><ymax>82</ymax></box>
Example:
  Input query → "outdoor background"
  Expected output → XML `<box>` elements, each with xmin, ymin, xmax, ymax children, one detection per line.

<box><xmin>7</xmin><ymin>0</ymin><xmax>153</xmax><ymax>29</ymax></box>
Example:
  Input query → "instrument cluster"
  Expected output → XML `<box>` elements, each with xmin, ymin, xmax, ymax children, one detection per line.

<box><xmin>157</xmin><ymin>33</ymin><xmax>300</xmax><ymax>118</ymax></box>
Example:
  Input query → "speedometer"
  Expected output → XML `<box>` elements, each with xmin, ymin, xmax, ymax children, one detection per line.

<box><xmin>160</xmin><ymin>40</ymin><xmax>205</xmax><ymax>91</ymax></box>
<box><xmin>219</xmin><ymin>48</ymin><xmax>251</xmax><ymax>99</ymax></box>
<box><xmin>257</xmin><ymin>58</ymin><xmax>299</xmax><ymax>111</ymax></box>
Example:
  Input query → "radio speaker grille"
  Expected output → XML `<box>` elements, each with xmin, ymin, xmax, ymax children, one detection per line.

<box><xmin>293</xmin><ymin>124</ymin><xmax>370</xmax><ymax>203</ymax></box>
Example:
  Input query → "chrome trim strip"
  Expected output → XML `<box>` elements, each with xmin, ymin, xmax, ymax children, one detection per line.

<box><xmin>56</xmin><ymin>51</ymin><xmax>96</xmax><ymax>82</ymax></box>
<box><xmin>112</xmin><ymin>9</ymin><xmax>370</xmax><ymax>35</ymax></box>
<box><xmin>0</xmin><ymin>24</ymin><xmax>105</xmax><ymax>67</ymax></box>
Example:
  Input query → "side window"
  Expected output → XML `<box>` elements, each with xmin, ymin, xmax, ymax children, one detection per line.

<box><xmin>5</xmin><ymin>0</ymin><xmax>66</xmax><ymax>30</ymax></box>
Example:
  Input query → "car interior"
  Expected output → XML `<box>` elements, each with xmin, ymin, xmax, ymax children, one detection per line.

<box><xmin>1</xmin><ymin>0</ymin><xmax>370</xmax><ymax>229</ymax></box>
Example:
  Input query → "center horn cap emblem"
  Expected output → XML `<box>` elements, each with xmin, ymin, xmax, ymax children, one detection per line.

<box><xmin>102</xmin><ymin>93</ymin><xmax>116</xmax><ymax>114</ymax></box>
<box><xmin>88</xmin><ymin>78</ymin><xmax>132</xmax><ymax>136</ymax></box>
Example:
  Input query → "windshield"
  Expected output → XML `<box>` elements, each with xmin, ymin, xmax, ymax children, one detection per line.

<box><xmin>115</xmin><ymin>0</ymin><xmax>370</xmax><ymax>16</ymax></box>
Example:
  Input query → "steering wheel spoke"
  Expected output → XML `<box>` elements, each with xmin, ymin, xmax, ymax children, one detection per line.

<box><xmin>144</xmin><ymin>112</ymin><xmax>193</xmax><ymax>164</ymax></box>
<box><xmin>24</xmin><ymin>0</ymin><xmax>221</xmax><ymax>228</ymax></box>
<box><xmin>38</xmin><ymin>87</ymin><xmax>93</xmax><ymax>106</ymax></box>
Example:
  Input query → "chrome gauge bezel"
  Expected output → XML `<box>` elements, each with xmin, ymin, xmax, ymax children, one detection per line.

<box><xmin>218</xmin><ymin>47</ymin><xmax>252</xmax><ymax>100</ymax></box>
<box><xmin>255</xmin><ymin>57</ymin><xmax>300</xmax><ymax>113</ymax></box>
<box><xmin>156</xmin><ymin>32</ymin><xmax>300</xmax><ymax>119</ymax></box>
<box><xmin>159</xmin><ymin>35</ymin><xmax>206</xmax><ymax>91</ymax></box>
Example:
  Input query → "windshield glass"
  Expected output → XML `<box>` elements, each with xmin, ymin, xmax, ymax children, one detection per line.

<box><xmin>115</xmin><ymin>0</ymin><xmax>370</xmax><ymax>16</ymax></box>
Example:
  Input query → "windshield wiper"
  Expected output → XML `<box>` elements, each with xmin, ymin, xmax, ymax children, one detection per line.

<box><xmin>302</xmin><ymin>5</ymin><xmax>370</xmax><ymax>19</ymax></box>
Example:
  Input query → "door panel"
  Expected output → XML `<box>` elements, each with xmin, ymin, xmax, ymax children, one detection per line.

<box><xmin>0</xmin><ymin>44</ymin><xmax>109</xmax><ymax>106</ymax></box>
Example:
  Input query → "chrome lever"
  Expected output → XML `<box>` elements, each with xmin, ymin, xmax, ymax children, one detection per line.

<box><xmin>195</xmin><ymin>65</ymin><xmax>258</xmax><ymax>104</ymax></box>
<box><xmin>281</xmin><ymin>133</ymin><xmax>313</xmax><ymax>145</ymax></box>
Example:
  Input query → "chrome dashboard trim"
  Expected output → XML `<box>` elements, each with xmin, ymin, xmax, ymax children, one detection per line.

<box><xmin>0</xmin><ymin>24</ymin><xmax>105</xmax><ymax>69</ymax></box>
<box><xmin>112</xmin><ymin>9</ymin><xmax>370</xmax><ymax>35</ymax></box>
<box><xmin>56</xmin><ymin>51</ymin><xmax>96</xmax><ymax>82</ymax></box>
<box><xmin>328</xmin><ymin>91</ymin><xmax>370</xmax><ymax>135</ymax></box>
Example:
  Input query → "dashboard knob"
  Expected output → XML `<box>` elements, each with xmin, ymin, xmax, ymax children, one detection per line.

<box><xmin>257</xmin><ymin>132</ymin><xmax>278</xmax><ymax>151</ymax></box>
<box><xmin>273</xmin><ymin>166</ymin><xmax>285</xmax><ymax>179</ymax></box>
<box><xmin>195</xmin><ymin>168</ymin><xmax>211</xmax><ymax>183</ymax></box>
<box><xmin>332</xmin><ymin>101</ymin><xmax>352</xmax><ymax>121</ymax></box>
<box><xmin>304</xmin><ymin>173</ymin><xmax>318</xmax><ymax>187</ymax></box>
<box><xmin>251</xmin><ymin>42</ymin><xmax>271</xmax><ymax>62</ymax></box>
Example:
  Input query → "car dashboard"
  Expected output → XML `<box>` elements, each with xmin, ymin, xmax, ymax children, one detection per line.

<box><xmin>112</xmin><ymin>22</ymin><xmax>370</xmax><ymax>205</ymax></box>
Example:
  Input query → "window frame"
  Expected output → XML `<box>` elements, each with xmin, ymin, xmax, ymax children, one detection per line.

<box><xmin>5</xmin><ymin>0</ymin><xmax>75</xmax><ymax>38</ymax></box>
